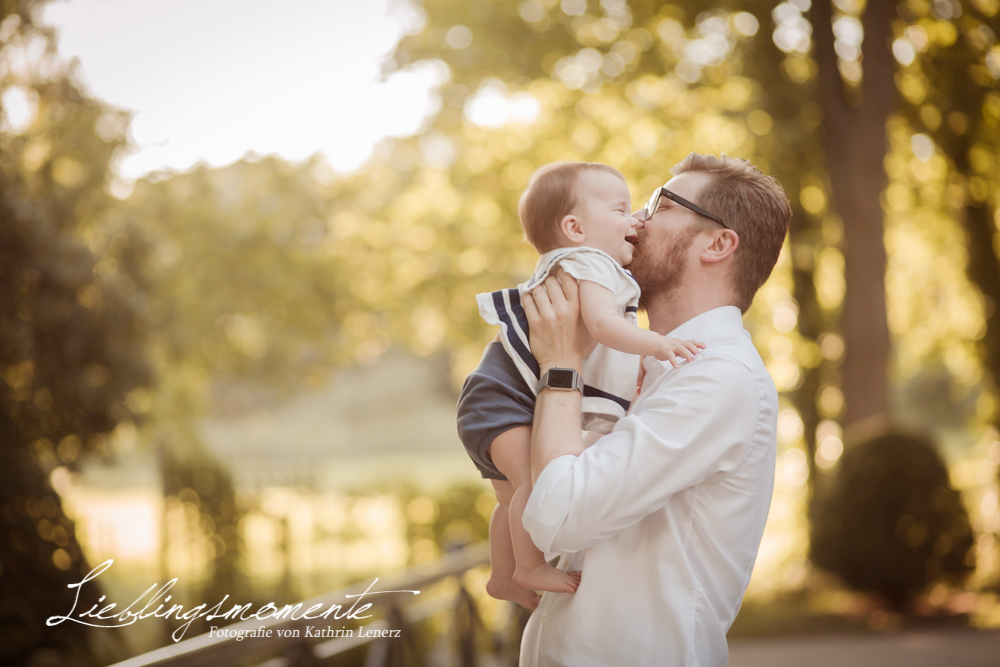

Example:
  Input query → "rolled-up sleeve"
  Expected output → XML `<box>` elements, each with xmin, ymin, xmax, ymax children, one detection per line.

<box><xmin>522</xmin><ymin>355</ymin><xmax>761</xmax><ymax>554</ymax></box>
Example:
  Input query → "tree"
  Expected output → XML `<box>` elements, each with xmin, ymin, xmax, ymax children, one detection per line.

<box><xmin>811</xmin><ymin>0</ymin><xmax>897</xmax><ymax>430</ymax></box>
<box><xmin>108</xmin><ymin>156</ymin><xmax>376</xmax><ymax>614</ymax></box>
<box><xmin>894</xmin><ymin>0</ymin><xmax>1000</xmax><ymax>576</ymax></box>
<box><xmin>379</xmin><ymin>0</ymin><xmax>799</xmax><ymax>376</ymax></box>
<box><xmin>810</xmin><ymin>431</ymin><xmax>974</xmax><ymax>610</ymax></box>
<box><xmin>904</xmin><ymin>0</ymin><xmax>999</xmax><ymax>437</ymax></box>
<box><xmin>0</xmin><ymin>3</ymin><xmax>147</xmax><ymax>663</ymax></box>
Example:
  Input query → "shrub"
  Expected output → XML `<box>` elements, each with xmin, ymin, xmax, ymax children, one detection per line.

<box><xmin>809</xmin><ymin>431</ymin><xmax>975</xmax><ymax>610</ymax></box>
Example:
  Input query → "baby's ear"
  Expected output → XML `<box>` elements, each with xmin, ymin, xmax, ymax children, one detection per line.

<box><xmin>559</xmin><ymin>214</ymin><xmax>585</xmax><ymax>243</ymax></box>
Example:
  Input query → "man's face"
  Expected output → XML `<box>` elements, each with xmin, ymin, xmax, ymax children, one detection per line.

<box><xmin>628</xmin><ymin>171</ymin><xmax>715</xmax><ymax>308</ymax></box>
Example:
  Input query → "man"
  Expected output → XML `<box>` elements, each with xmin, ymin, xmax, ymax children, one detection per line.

<box><xmin>519</xmin><ymin>153</ymin><xmax>791</xmax><ymax>666</ymax></box>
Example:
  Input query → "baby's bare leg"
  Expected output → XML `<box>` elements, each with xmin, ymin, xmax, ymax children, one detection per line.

<box><xmin>489</xmin><ymin>426</ymin><xmax>581</xmax><ymax>595</ymax></box>
<box><xmin>486</xmin><ymin>479</ymin><xmax>540</xmax><ymax>610</ymax></box>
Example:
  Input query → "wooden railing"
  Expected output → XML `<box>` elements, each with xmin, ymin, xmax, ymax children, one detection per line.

<box><xmin>107</xmin><ymin>542</ymin><xmax>528</xmax><ymax>667</ymax></box>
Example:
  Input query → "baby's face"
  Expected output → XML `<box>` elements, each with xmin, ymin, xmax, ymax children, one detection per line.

<box><xmin>572</xmin><ymin>170</ymin><xmax>638</xmax><ymax>265</ymax></box>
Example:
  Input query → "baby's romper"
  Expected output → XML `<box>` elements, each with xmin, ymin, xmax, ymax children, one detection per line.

<box><xmin>456</xmin><ymin>247</ymin><xmax>641</xmax><ymax>481</ymax></box>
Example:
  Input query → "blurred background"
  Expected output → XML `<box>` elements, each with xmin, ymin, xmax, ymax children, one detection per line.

<box><xmin>1</xmin><ymin>0</ymin><xmax>999</xmax><ymax>665</ymax></box>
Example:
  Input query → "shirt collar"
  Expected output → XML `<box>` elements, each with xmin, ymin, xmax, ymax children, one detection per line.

<box><xmin>666</xmin><ymin>305</ymin><xmax>744</xmax><ymax>340</ymax></box>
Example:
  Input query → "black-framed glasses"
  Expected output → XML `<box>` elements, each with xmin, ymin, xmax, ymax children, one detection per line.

<box><xmin>642</xmin><ymin>186</ymin><xmax>730</xmax><ymax>230</ymax></box>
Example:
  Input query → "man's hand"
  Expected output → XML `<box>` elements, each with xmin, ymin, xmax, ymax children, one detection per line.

<box><xmin>523</xmin><ymin>269</ymin><xmax>592</xmax><ymax>485</ymax></box>
<box><xmin>522</xmin><ymin>269</ymin><xmax>595</xmax><ymax>372</ymax></box>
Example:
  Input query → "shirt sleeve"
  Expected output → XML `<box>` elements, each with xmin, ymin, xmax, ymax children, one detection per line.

<box><xmin>555</xmin><ymin>251</ymin><xmax>624</xmax><ymax>294</ymax></box>
<box><xmin>522</xmin><ymin>354</ymin><xmax>763</xmax><ymax>554</ymax></box>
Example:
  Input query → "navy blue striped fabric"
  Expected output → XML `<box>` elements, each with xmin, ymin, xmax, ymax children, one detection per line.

<box><xmin>509</xmin><ymin>289</ymin><xmax>531</xmax><ymax>338</ymax></box>
<box><xmin>583</xmin><ymin>384</ymin><xmax>631</xmax><ymax>411</ymax></box>
<box><xmin>492</xmin><ymin>290</ymin><xmax>540</xmax><ymax>377</ymax></box>
<box><xmin>492</xmin><ymin>283</ymin><xmax>633</xmax><ymax>413</ymax></box>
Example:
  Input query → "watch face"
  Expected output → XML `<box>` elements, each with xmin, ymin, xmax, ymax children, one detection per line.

<box><xmin>548</xmin><ymin>368</ymin><xmax>576</xmax><ymax>389</ymax></box>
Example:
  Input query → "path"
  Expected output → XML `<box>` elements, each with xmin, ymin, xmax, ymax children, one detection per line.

<box><xmin>728</xmin><ymin>628</ymin><xmax>1000</xmax><ymax>667</ymax></box>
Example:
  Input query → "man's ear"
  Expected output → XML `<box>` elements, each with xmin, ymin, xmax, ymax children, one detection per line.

<box><xmin>559</xmin><ymin>214</ymin><xmax>586</xmax><ymax>244</ymax></box>
<box><xmin>701</xmin><ymin>229</ymin><xmax>739</xmax><ymax>264</ymax></box>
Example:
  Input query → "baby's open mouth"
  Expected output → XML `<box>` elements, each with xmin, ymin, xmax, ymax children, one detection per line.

<box><xmin>625</xmin><ymin>232</ymin><xmax>638</xmax><ymax>247</ymax></box>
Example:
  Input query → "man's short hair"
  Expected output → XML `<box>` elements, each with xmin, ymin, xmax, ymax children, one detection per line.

<box><xmin>518</xmin><ymin>161</ymin><xmax>626</xmax><ymax>253</ymax></box>
<box><xmin>671</xmin><ymin>153</ymin><xmax>791</xmax><ymax>313</ymax></box>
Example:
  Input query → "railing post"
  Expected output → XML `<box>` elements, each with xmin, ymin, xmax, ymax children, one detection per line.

<box><xmin>363</xmin><ymin>637</ymin><xmax>389</xmax><ymax>667</ymax></box>
<box><xmin>454</xmin><ymin>585</ymin><xmax>475</xmax><ymax>667</ymax></box>
<box><xmin>387</xmin><ymin>605</ymin><xmax>408</xmax><ymax>667</ymax></box>
<box><xmin>453</xmin><ymin>583</ymin><xmax>493</xmax><ymax>667</ymax></box>
<box><xmin>365</xmin><ymin>603</ymin><xmax>412</xmax><ymax>667</ymax></box>
<box><xmin>497</xmin><ymin>604</ymin><xmax>530</xmax><ymax>667</ymax></box>
<box><xmin>284</xmin><ymin>638</ymin><xmax>319</xmax><ymax>667</ymax></box>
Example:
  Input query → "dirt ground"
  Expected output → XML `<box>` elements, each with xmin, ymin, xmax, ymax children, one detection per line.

<box><xmin>727</xmin><ymin>628</ymin><xmax>1000</xmax><ymax>667</ymax></box>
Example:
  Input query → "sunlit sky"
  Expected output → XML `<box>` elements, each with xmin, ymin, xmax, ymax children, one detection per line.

<box><xmin>42</xmin><ymin>0</ymin><xmax>442</xmax><ymax>180</ymax></box>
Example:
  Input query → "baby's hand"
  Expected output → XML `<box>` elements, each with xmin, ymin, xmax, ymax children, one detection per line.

<box><xmin>653</xmin><ymin>337</ymin><xmax>706</xmax><ymax>368</ymax></box>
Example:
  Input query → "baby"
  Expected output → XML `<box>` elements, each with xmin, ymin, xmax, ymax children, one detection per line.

<box><xmin>456</xmin><ymin>162</ymin><xmax>704</xmax><ymax>609</ymax></box>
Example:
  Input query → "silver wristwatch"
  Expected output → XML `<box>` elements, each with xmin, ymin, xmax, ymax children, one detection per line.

<box><xmin>537</xmin><ymin>367</ymin><xmax>584</xmax><ymax>394</ymax></box>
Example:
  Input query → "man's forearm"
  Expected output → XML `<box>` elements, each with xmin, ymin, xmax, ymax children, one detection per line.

<box><xmin>531</xmin><ymin>364</ymin><xmax>587</xmax><ymax>486</ymax></box>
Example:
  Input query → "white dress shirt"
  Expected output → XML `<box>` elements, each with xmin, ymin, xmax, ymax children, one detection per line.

<box><xmin>521</xmin><ymin>306</ymin><xmax>777</xmax><ymax>667</ymax></box>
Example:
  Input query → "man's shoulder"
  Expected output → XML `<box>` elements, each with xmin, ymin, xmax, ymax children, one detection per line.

<box><xmin>699</xmin><ymin>330</ymin><xmax>766</xmax><ymax>374</ymax></box>
<box><xmin>665</xmin><ymin>307</ymin><xmax>761</xmax><ymax>374</ymax></box>
<box><xmin>663</xmin><ymin>333</ymin><xmax>776</xmax><ymax>404</ymax></box>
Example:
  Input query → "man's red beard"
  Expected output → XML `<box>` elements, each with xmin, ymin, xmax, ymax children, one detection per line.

<box><xmin>628</xmin><ymin>224</ymin><xmax>701</xmax><ymax>311</ymax></box>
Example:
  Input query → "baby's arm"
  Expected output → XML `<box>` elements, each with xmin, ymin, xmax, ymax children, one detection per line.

<box><xmin>579</xmin><ymin>280</ymin><xmax>705</xmax><ymax>367</ymax></box>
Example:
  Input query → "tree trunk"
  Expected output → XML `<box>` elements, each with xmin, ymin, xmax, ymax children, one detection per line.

<box><xmin>0</xmin><ymin>416</ymin><xmax>113</xmax><ymax>666</ymax></box>
<box><xmin>963</xmin><ymin>194</ymin><xmax>1000</xmax><ymax>433</ymax></box>
<box><xmin>812</xmin><ymin>0</ymin><xmax>897</xmax><ymax>430</ymax></box>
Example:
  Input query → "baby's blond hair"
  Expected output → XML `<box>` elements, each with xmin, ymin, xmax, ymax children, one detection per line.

<box><xmin>518</xmin><ymin>162</ymin><xmax>626</xmax><ymax>253</ymax></box>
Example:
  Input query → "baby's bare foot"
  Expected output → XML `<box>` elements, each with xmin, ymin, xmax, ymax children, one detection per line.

<box><xmin>486</xmin><ymin>575</ymin><xmax>542</xmax><ymax>609</ymax></box>
<box><xmin>513</xmin><ymin>563</ymin><xmax>581</xmax><ymax>594</ymax></box>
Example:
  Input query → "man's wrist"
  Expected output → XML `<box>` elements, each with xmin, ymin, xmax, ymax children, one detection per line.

<box><xmin>538</xmin><ymin>360</ymin><xmax>584</xmax><ymax>376</ymax></box>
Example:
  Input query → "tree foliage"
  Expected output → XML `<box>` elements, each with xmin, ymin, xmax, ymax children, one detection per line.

<box><xmin>379</xmin><ymin>0</ymin><xmax>1000</xmax><ymax>467</ymax></box>
<box><xmin>0</xmin><ymin>3</ymin><xmax>146</xmax><ymax>664</ymax></box>
<box><xmin>894</xmin><ymin>0</ymin><xmax>1000</xmax><ymax>437</ymax></box>
<box><xmin>111</xmin><ymin>0</ymin><xmax>1000</xmax><ymax>499</ymax></box>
